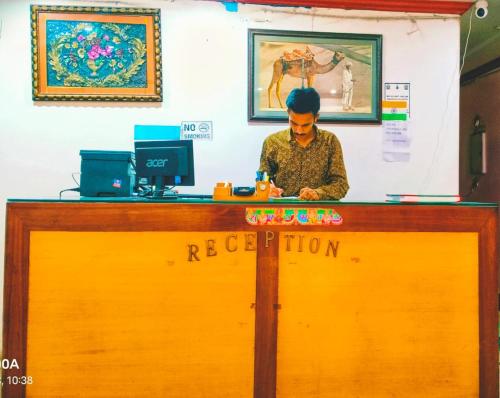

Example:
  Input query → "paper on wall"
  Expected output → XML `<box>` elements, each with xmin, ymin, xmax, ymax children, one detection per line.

<box><xmin>382</xmin><ymin>98</ymin><xmax>410</xmax><ymax>162</ymax></box>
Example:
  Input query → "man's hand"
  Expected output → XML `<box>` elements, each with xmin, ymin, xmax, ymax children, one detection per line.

<box><xmin>299</xmin><ymin>187</ymin><xmax>320</xmax><ymax>201</ymax></box>
<box><xmin>269</xmin><ymin>182</ymin><xmax>284</xmax><ymax>198</ymax></box>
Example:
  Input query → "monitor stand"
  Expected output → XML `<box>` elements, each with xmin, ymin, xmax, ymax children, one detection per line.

<box><xmin>151</xmin><ymin>177</ymin><xmax>178</xmax><ymax>199</ymax></box>
<box><xmin>160</xmin><ymin>189</ymin><xmax>178</xmax><ymax>199</ymax></box>
<box><xmin>149</xmin><ymin>188</ymin><xmax>178</xmax><ymax>199</ymax></box>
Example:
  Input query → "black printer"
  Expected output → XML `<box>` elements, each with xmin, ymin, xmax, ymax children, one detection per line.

<box><xmin>79</xmin><ymin>150</ymin><xmax>135</xmax><ymax>197</ymax></box>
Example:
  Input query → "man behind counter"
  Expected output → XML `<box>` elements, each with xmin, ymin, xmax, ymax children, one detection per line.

<box><xmin>259</xmin><ymin>87</ymin><xmax>349</xmax><ymax>201</ymax></box>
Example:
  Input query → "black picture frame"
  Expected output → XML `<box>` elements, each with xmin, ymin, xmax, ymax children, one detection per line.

<box><xmin>248</xmin><ymin>29</ymin><xmax>382</xmax><ymax>123</ymax></box>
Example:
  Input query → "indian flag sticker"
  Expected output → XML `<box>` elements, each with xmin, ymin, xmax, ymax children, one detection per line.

<box><xmin>382</xmin><ymin>100</ymin><xmax>408</xmax><ymax>121</ymax></box>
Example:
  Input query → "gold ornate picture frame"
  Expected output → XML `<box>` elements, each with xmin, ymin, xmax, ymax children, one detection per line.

<box><xmin>31</xmin><ymin>5</ymin><xmax>162</xmax><ymax>102</ymax></box>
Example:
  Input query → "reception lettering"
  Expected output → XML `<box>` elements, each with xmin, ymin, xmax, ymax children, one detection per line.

<box><xmin>187</xmin><ymin>233</ymin><xmax>340</xmax><ymax>261</ymax></box>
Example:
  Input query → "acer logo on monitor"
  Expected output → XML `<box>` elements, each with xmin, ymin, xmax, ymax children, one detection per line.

<box><xmin>146</xmin><ymin>159</ymin><xmax>169</xmax><ymax>168</ymax></box>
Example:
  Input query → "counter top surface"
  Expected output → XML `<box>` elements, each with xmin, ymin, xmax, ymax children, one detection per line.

<box><xmin>6</xmin><ymin>197</ymin><xmax>498</xmax><ymax>207</ymax></box>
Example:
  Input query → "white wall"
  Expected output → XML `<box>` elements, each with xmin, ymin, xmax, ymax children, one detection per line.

<box><xmin>0</xmin><ymin>0</ymin><xmax>460</xmax><ymax>299</ymax></box>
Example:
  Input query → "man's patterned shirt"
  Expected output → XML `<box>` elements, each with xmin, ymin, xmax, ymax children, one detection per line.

<box><xmin>259</xmin><ymin>127</ymin><xmax>349</xmax><ymax>200</ymax></box>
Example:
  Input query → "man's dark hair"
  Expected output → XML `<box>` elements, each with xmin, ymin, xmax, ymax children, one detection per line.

<box><xmin>286</xmin><ymin>87</ymin><xmax>321</xmax><ymax>115</ymax></box>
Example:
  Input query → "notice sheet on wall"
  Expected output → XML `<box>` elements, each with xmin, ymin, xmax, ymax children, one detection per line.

<box><xmin>382</xmin><ymin>98</ymin><xmax>410</xmax><ymax>162</ymax></box>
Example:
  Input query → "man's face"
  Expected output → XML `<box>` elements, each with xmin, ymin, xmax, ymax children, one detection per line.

<box><xmin>288</xmin><ymin>110</ymin><xmax>318</xmax><ymax>144</ymax></box>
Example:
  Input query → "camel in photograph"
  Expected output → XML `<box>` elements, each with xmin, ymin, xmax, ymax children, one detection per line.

<box><xmin>267</xmin><ymin>48</ymin><xmax>345</xmax><ymax>108</ymax></box>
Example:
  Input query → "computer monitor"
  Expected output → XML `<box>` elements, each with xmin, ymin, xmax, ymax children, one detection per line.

<box><xmin>134</xmin><ymin>140</ymin><xmax>194</xmax><ymax>197</ymax></box>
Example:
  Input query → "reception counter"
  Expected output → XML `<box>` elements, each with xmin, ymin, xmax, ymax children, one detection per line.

<box><xmin>3</xmin><ymin>199</ymin><xmax>498</xmax><ymax>398</ymax></box>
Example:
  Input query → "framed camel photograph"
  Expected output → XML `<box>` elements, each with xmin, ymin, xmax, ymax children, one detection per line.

<box><xmin>31</xmin><ymin>5</ymin><xmax>162</xmax><ymax>102</ymax></box>
<box><xmin>248</xmin><ymin>29</ymin><xmax>382</xmax><ymax>123</ymax></box>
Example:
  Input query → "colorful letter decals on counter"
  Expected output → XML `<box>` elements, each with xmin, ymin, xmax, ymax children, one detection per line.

<box><xmin>245</xmin><ymin>208</ymin><xmax>343</xmax><ymax>226</ymax></box>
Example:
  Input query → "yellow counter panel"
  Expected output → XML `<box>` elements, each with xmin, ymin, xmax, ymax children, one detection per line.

<box><xmin>27</xmin><ymin>232</ymin><xmax>256</xmax><ymax>398</ymax></box>
<box><xmin>277</xmin><ymin>232</ymin><xmax>478</xmax><ymax>397</ymax></box>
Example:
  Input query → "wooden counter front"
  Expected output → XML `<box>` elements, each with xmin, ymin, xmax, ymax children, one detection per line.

<box><xmin>3</xmin><ymin>201</ymin><xmax>498</xmax><ymax>398</ymax></box>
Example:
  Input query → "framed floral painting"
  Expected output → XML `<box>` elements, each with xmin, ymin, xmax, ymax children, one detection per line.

<box><xmin>31</xmin><ymin>5</ymin><xmax>162</xmax><ymax>101</ymax></box>
<box><xmin>248</xmin><ymin>29</ymin><xmax>382</xmax><ymax>123</ymax></box>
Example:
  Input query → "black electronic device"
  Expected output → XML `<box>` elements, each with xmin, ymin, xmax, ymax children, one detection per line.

<box><xmin>233</xmin><ymin>186</ymin><xmax>256</xmax><ymax>196</ymax></box>
<box><xmin>79</xmin><ymin>150</ymin><xmax>135</xmax><ymax>197</ymax></box>
<box><xmin>470</xmin><ymin>116</ymin><xmax>487</xmax><ymax>175</ymax></box>
<box><xmin>134</xmin><ymin>140</ymin><xmax>194</xmax><ymax>197</ymax></box>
